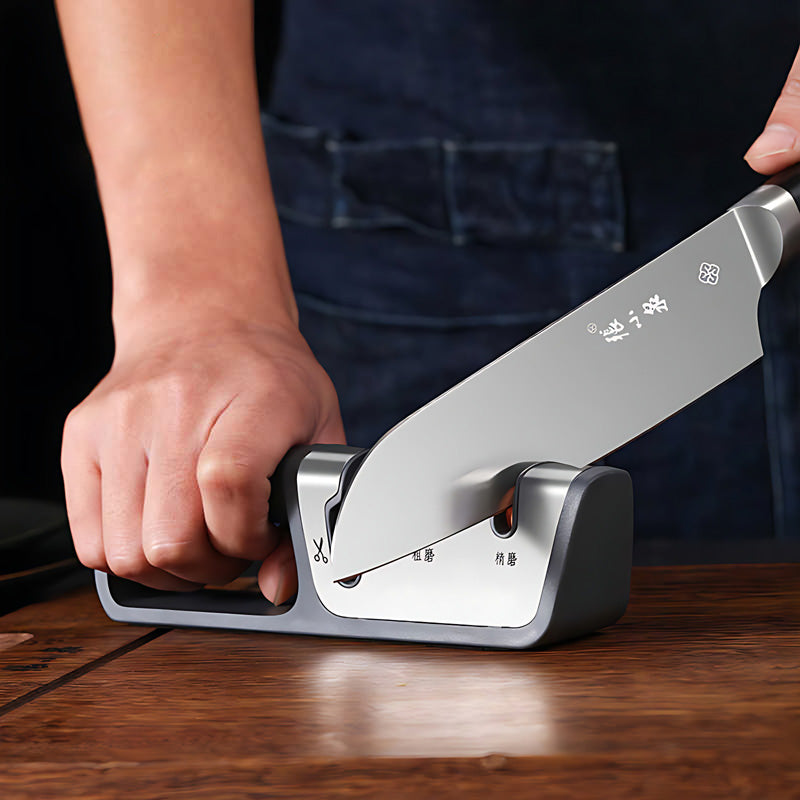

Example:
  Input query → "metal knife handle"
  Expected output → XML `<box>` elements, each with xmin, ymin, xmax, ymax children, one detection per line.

<box><xmin>729</xmin><ymin>165</ymin><xmax>800</xmax><ymax>284</ymax></box>
<box><xmin>766</xmin><ymin>162</ymin><xmax>800</xmax><ymax>211</ymax></box>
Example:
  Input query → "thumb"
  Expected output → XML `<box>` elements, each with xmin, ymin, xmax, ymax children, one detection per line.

<box><xmin>745</xmin><ymin>47</ymin><xmax>800</xmax><ymax>174</ymax></box>
<box><xmin>314</xmin><ymin>413</ymin><xmax>347</xmax><ymax>448</ymax></box>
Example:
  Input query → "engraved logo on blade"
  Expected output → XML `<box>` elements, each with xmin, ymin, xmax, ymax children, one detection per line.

<box><xmin>698</xmin><ymin>262</ymin><xmax>720</xmax><ymax>285</ymax></box>
<box><xmin>587</xmin><ymin>294</ymin><xmax>670</xmax><ymax>344</ymax></box>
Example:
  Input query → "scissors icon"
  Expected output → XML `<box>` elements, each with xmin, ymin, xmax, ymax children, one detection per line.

<box><xmin>313</xmin><ymin>538</ymin><xmax>328</xmax><ymax>564</ymax></box>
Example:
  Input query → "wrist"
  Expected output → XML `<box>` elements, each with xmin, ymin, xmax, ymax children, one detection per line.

<box><xmin>111</xmin><ymin>244</ymin><xmax>299</xmax><ymax>344</ymax></box>
<box><xmin>111</xmin><ymin>286</ymin><xmax>300</xmax><ymax>359</ymax></box>
<box><xmin>104</xmin><ymin>162</ymin><xmax>299</xmax><ymax>341</ymax></box>
<box><xmin>109</xmin><ymin>239</ymin><xmax>299</xmax><ymax>355</ymax></box>
<box><xmin>112</xmin><ymin>266</ymin><xmax>298</xmax><ymax>330</ymax></box>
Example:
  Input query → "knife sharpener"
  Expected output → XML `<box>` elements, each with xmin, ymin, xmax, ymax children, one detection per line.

<box><xmin>96</xmin><ymin>445</ymin><xmax>633</xmax><ymax>648</ymax></box>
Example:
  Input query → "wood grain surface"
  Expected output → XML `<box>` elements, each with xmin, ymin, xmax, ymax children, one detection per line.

<box><xmin>0</xmin><ymin>586</ymin><xmax>158</xmax><ymax>707</ymax></box>
<box><xmin>0</xmin><ymin>565</ymin><xmax>798</xmax><ymax>799</ymax></box>
<box><xmin>0</xmin><ymin>634</ymin><xmax>33</xmax><ymax>653</ymax></box>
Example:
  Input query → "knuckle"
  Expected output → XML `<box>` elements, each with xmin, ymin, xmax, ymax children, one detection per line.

<box><xmin>321</xmin><ymin>380</ymin><xmax>342</xmax><ymax>416</ymax></box>
<box><xmin>105</xmin><ymin>388</ymin><xmax>138</xmax><ymax>428</ymax></box>
<box><xmin>214</xmin><ymin>521</ymin><xmax>273</xmax><ymax>561</ymax></box>
<box><xmin>783</xmin><ymin>77</ymin><xmax>800</xmax><ymax>99</ymax></box>
<box><xmin>62</xmin><ymin>407</ymin><xmax>82</xmax><ymax>438</ymax></box>
<box><xmin>155</xmin><ymin>373</ymin><xmax>196</xmax><ymax>415</ymax></box>
<box><xmin>62</xmin><ymin>405</ymin><xmax>92</xmax><ymax>450</ymax></box>
<box><xmin>143</xmin><ymin>538</ymin><xmax>196</xmax><ymax>572</ymax></box>
<box><xmin>197</xmin><ymin>452</ymin><xmax>253</xmax><ymax>496</ymax></box>
<box><xmin>106</xmin><ymin>551</ymin><xmax>151</xmax><ymax>581</ymax></box>
<box><xmin>74</xmin><ymin>541</ymin><xmax>107</xmax><ymax>572</ymax></box>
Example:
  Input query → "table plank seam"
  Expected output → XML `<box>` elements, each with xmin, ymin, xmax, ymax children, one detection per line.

<box><xmin>0</xmin><ymin>628</ymin><xmax>169</xmax><ymax>718</ymax></box>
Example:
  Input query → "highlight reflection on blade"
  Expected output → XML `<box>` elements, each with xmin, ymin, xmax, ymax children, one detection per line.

<box><xmin>331</xmin><ymin>205</ymin><xmax>780</xmax><ymax>581</ymax></box>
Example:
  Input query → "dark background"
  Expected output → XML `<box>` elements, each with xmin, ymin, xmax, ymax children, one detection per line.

<box><xmin>0</xmin><ymin>0</ymin><xmax>281</xmax><ymax>504</ymax></box>
<box><xmin>2</xmin><ymin>0</ymin><xmax>111</xmax><ymax>502</ymax></box>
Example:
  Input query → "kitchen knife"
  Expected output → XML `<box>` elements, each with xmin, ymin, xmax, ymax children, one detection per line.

<box><xmin>330</xmin><ymin>167</ymin><xmax>800</xmax><ymax>582</ymax></box>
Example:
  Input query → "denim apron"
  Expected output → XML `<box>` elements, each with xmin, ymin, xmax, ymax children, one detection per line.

<box><xmin>262</xmin><ymin>1</ymin><xmax>800</xmax><ymax>542</ymax></box>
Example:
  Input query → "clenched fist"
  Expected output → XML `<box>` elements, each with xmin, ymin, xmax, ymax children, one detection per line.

<box><xmin>62</xmin><ymin>313</ymin><xmax>345</xmax><ymax>605</ymax></box>
<box><xmin>54</xmin><ymin>0</ymin><xmax>347</xmax><ymax>606</ymax></box>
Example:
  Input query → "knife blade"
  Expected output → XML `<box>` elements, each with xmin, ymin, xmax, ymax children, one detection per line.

<box><xmin>330</xmin><ymin>174</ymin><xmax>800</xmax><ymax>582</ymax></box>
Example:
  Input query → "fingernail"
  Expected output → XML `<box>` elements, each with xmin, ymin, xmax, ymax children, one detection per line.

<box><xmin>745</xmin><ymin>123</ymin><xmax>799</xmax><ymax>160</ymax></box>
<box><xmin>260</xmin><ymin>571</ymin><xmax>280</xmax><ymax>604</ymax></box>
<box><xmin>273</xmin><ymin>563</ymin><xmax>297</xmax><ymax>606</ymax></box>
<box><xmin>272</xmin><ymin>574</ymin><xmax>286</xmax><ymax>606</ymax></box>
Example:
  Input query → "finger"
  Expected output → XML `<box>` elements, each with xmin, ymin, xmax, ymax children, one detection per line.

<box><xmin>61</xmin><ymin>422</ymin><xmax>106</xmax><ymax>572</ymax></box>
<box><xmin>255</xmin><ymin>412</ymin><xmax>343</xmax><ymax>605</ymax></box>
<box><xmin>197</xmin><ymin>402</ymin><xmax>298</xmax><ymax>562</ymax></box>
<box><xmin>316</xmin><ymin>413</ymin><xmax>347</xmax><ymax>447</ymax></box>
<box><xmin>745</xmin><ymin>46</ymin><xmax>800</xmax><ymax>174</ymax></box>
<box><xmin>258</xmin><ymin>394</ymin><xmax>343</xmax><ymax>603</ymax></box>
<box><xmin>101</xmin><ymin>440</ymin><xmax>198</xmax><ymax>592</ymax></box>
<box><xmin>257</xmin><ymin>530</ymin><xmax>297</xmax><ymax>605</ymax></box>
<box><xmin>141</xmin><ymin>445</ymin><xmax>250</xmax><ymax>585</ymax></box>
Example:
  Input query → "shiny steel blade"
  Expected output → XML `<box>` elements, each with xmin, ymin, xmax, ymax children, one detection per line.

<box><xmin>330</xmin><ymin>187</ymin><xmax>799</xmax><ymax>581</ymax></box>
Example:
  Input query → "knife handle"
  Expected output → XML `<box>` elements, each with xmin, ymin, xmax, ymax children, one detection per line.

<box><xmin>766</xmin><ymin>162</ymin><xmax>800</xmax><ymax>211</ymax></box>
<box><xmin>730</xmin><ymin>165</ymin><xmax>800</xmax><ymax>281</ymax></box>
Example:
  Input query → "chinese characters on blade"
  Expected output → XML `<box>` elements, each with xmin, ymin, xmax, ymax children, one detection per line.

<box><xmin>595</xmin><ymin>294</ymin><xmax>670</xmax><ymax>343</ymax></box>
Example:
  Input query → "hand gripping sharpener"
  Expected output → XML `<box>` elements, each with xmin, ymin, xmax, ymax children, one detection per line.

<box><xmin>96</xmin><ymin>445</ymin><xmax>633</xmax><ymax>649</ymax></box>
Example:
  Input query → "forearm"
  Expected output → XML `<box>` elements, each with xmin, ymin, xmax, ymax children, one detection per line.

<box><xmin>55</xmin><ymin>0</ymin><xmax>296</xmax><ymax>339</ymax></box>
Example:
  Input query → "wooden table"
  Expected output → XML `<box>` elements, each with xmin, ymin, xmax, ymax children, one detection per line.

<box><xmin>1</xmin><ymin>565</ymin><xmax>798</xmax><ymax>799</ymax></box>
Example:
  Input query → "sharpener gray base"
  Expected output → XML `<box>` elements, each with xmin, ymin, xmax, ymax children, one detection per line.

<box><xmin>96</xmin><ymin>445</ymin><xmax>633</xmax><ymax>649</ymax></box>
